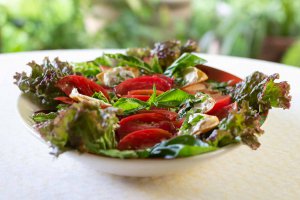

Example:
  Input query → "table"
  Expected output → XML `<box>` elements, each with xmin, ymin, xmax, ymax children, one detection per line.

<box><xmin>1</xmin><ymin>50</ymin><xmax>299</xmax><ymax>200</ymax></box>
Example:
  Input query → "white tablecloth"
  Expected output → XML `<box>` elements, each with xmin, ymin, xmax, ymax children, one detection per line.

<box><xmin>1</xmin><ymin>50</ymin><xmax>299</xmax><ymax>200</ymax></box>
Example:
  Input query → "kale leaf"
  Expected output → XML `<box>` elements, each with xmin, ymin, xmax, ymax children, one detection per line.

<box><xmin>14</xmin><ymin>57</ymin><xmax>74</xmax><ymax>107</ymax></box>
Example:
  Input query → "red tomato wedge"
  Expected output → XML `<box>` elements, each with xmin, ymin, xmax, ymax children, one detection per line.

<box><xmin>56</xmin><ymin>75</ymin><xmax>109</xmax><ymax>99</ymax></box>
<box><xmin>122</xmin><ymin>95</ymin><xmax>150</xmax><ymax>101</ymax></box>
<box><xmin>54</xmin><ymin>96</ymin><xmax>76</xmax><ymax>104</ymax></box>
<box><xmin>117</xmin><ymin>113</ymin><xmax>176</xmax><ymax>139</ymax></box>
<box><xmin>207</xmin><ymin>94</ymin><xmax>232</xmax><ymax>115</ymax></box>
<box><xmin>117</xmin><ymin>128</ymin><xmax>172</xmax><ymax>150</ymax></box>
<box><xmin>114</xmin><ymin>76</ymin><xmax>172</xmax><ymax>95</ymax></box>
<box><xmin>128</xmin><ymin>89</ymin><xmax>164</xmax><ymax>95</ymax></box>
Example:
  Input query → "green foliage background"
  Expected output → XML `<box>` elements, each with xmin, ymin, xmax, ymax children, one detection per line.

<box><xmin>0</xmin><ymin>0</ymin><xmax>299</xmax><ymax>66</ymax></box>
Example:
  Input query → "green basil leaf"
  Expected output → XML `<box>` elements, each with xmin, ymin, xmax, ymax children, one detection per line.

<box><xmin>149</xmin><ymin>135</ymin><xmax>217</xmax><ymax>159</ymax></box>
<box><xmin>156</xmin><ymin>89</ymin><xmax>192</xmax><ymax>107</ymax></box>
<box><xmin>104</xmin><ymin>53</ymin><xmax>153</xmax><ymax>73</ymax></box>
<box><xmin>32</xmin><ymin>112</ymin><xmax>58</xmax><ymax>123</ymax></box>
<box><xmin>113</xmin><ymin>98</ymin><xmax>147</xmax><ymax>115</ymax></box>
<box><xmin>164</xmin><ymin>53</ymin><xmax>206</xmax><ymax>77</ymax></box>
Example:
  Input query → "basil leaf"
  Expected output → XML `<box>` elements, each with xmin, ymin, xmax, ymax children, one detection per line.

<box><xmin>104</xmin><ymin>53</ymin><xmax>153</xmax><ymax>73</ymax></box>
<box><xmin>32</xmin><ymin>112</ymin><xmax>58</xmax><ymax>123</ymax></box>
<box><xmin>156</xmin><ymin>89</ymin><xmax>192</xmax><ymax>107</ymax></box>
<box><xmin>150</xmin><ymin>55</ymin><xmax>163</xmax><ymax>74</ymax></box>
<box><xmin>113</xmin><ymin>98</ymin><xmax>147</xmax><ymax>115</ymax></box>
<box><xmin>92</xmin><ymin>91</ymin><xmax>109</xmax><ymax>103</ymax></box>
<box><xmin>147</xmin><ymin>85</ymin><xmax>158</xmax><ymax>107</ymax></box>
<box><xmin>98</xmin><ymin>149</ymin><xmax>150</xmax><ymax>159</ymax></box>
<box><xmin>164</xmin><ymin>53</ymin><xmax>206</xmax><ymax>77</ymax></box>
<box><xmin>149</xmin><ymin>135</ymin><xmax>217</xmax><ymax>159</ymax></box>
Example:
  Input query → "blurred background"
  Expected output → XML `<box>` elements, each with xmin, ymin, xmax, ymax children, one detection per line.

<box><xmin>0</xmin><ymin>0</ymin><xmax>299</xmax><ymax>66</ymax></box>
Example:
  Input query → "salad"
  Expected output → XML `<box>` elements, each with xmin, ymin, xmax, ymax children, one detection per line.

<box><xmin>14</xmin><ymin>40</ymin><xmax>291</xmax><ymax>159</ymax></box>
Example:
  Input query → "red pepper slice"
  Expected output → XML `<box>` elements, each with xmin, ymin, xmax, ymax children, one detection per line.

<box><xmin>117</xmin><ymin>128</ymin><xmax>172</xmax><ymax>150</ymax></box>
<box><xmin>114</xmin><ymin>76</ymin><xmax>172</xmax><ymax>95</ymax></box>
<box><xmin>56</xmin><ymin>75</ymin><xmax>109</xmax><ymax>99</ymax></box>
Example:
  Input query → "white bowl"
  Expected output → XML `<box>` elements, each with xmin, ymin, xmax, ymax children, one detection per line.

<box><xmin>17</xmin><ymin>94</ymin><xmax>240</xmax><ymax>177</ymax></box>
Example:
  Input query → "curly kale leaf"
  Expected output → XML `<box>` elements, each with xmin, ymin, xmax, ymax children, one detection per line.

<box><xmin>230</xmin><ymin>71</ymin><xmax>291</xmax><ymax>113</ymax></box>
<box><xmin>14</xmin><ymin>57</ymin><xmax>74</xmax><ymax>107</ymax></box>
<box><xmin>206</xmin><ymin>101</ymin><xmax>264</xmax><ymax>150</ymax></box>
<box><xmin>35</xmin><ymin>102</ymin><xmax>120</xmax><ymax>155</ymax></box>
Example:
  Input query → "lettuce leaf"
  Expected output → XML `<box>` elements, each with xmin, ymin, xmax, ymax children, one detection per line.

<box><xmin>14</xmin><ymin>57</ymin><xmax>74</xmax><ymax>107</ymax></box>
<box><xmin>36</xmin><ymin>102</ymin><xmax>119</xmax><ymax>155</ymax></box>
<box><xmin>230</xmin><ymin>71</ymin><xmax>291</xmax><ymax>113</ymax></box>
<box><xmin>206</xmin><ymin>101</ymin><xmax>264</xmax><ymax>150</ymax></box>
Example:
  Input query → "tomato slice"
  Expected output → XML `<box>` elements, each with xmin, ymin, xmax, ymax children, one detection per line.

<box><xmin>56</xmin><ymin>75</ymin><xmax>109</xmax><ymax>99</ymax></box>
<box><xmin>137</xmin><ymin>109</ymin><xmax>178</xmax><ymax>121</ymax></box>
<box><xmin>117</xmin><ymin>113</ymin><xmax>176</xmax><ymax>139</ymax></box>
<box><xmin>114</xmin><ymin>76</ymin><xmax>172</xmax><ymax>95</ymax></box>
<box><xmin>152</xmin><ymin>74</ymin><xmax>174</xmax><ymax>86</ymax></box>
<box><xmin>54</xmin><ymin>96</ymin><xmax>76</xmax><ymax>104</ymax></box>
<box><xmin>122</xmin><ymin>95</ymin><xmax>150</xmax><ymax>101</ymax></box>
<box><xmin>117</xmin><ymin>128</ymin><xmax>172</xmax><ymax>150</ymax></box>
<box><xmin>128</xmin><ymin>89</ymin><xmax>164</xmax><ymax>95</ymax></box>
<box><xmin>207</xmin><ymin>94</ymin><xmax>232</xmax><ymax>115</ymax></box>
<box><xmin>209</xmin><ymin>102</ymin><xmax>238</xmax><ymax>120</ymax></box>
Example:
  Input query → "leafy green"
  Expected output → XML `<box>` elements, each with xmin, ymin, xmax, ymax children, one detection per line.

<box><xmin>104</xmin><ymin>53</ymin><xmax>153</xmax><ymax>73</ymax></box>
<box><xmin>32</xmin><ymin>112</ymin><xmax>58</xmax><ymax>123</ymax></box>
<box><xmin>151</xmin><ymin>40</ymin><xmax>199</xmax><ymax>70</ymax></box>
<box><xmin>156</xmin><ymin>89</ymin><xmax>192</xmax><ymax>107</ymax></box>
<box><xmin>36</xmin><ymin>102</ymin><xmax>120</xmax><ymax>155</ymax></box>
<box><xmin>179</xmin><ymin>113</ymin><xmax>205</xmax><ymax>134</ymax></box>
<box><xmin>206</xmin><ymin>101</ymin><xmax>264</xmax><ymax>150</ymax></box>
<box><xmin>73</xmin><ymin>61</ymin><xmax>101</xmax><ymax>77</ymax></box>
<box><xmin>148</xmin><ymin>135</ymin><xmax>217</xmax><ymax>159</ymax></box>
<box><xmin>98</xmin><ymin>149</ymin><xmax>149</xmax><ymax>159</ymax></box>
<box><xmin>207</xmin><ymin>80</ymin><xmax>230</xmax><ymax>94</ymax></box>
<box><xmin>113</xmin><ymin>88</ymin><xmax>192</xmax><ymax>115</ymax></box>
<box><xmin>126</xmin><ymin>47</ymin><xmax>151</xmax><ymax>59</ymax></box>
<box><xmin>92</xmin><ymin>92</ymin><xmax>109</xmax><ymax>103</ymax></box>
<box><xmin>113</xmin><ymin>98</ymin><xmax>148</xmax><ymax>115</ymax></box>
<box><xmin>164</xmin><ymin>53</ymin><xmax>207</xmax><ymax>81</ymax></box>
<box><xmin>178</xmin><ymin>93</ymin><xmax>214</xmax><ymax>118</ymax></box>
<box><xmin>149</xmin><ymin>55</ymin><xmax>163</xmax><ymax>73</ymax></box>
<box><xmin>230</xmin><ymin>71</ymin><xmax>291</xmax><ymax>113</ymax></box>
<box><xmin>14</xmin><ymin>57</ymin><xmax>74</xmax><ymax>107</ymax></box>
